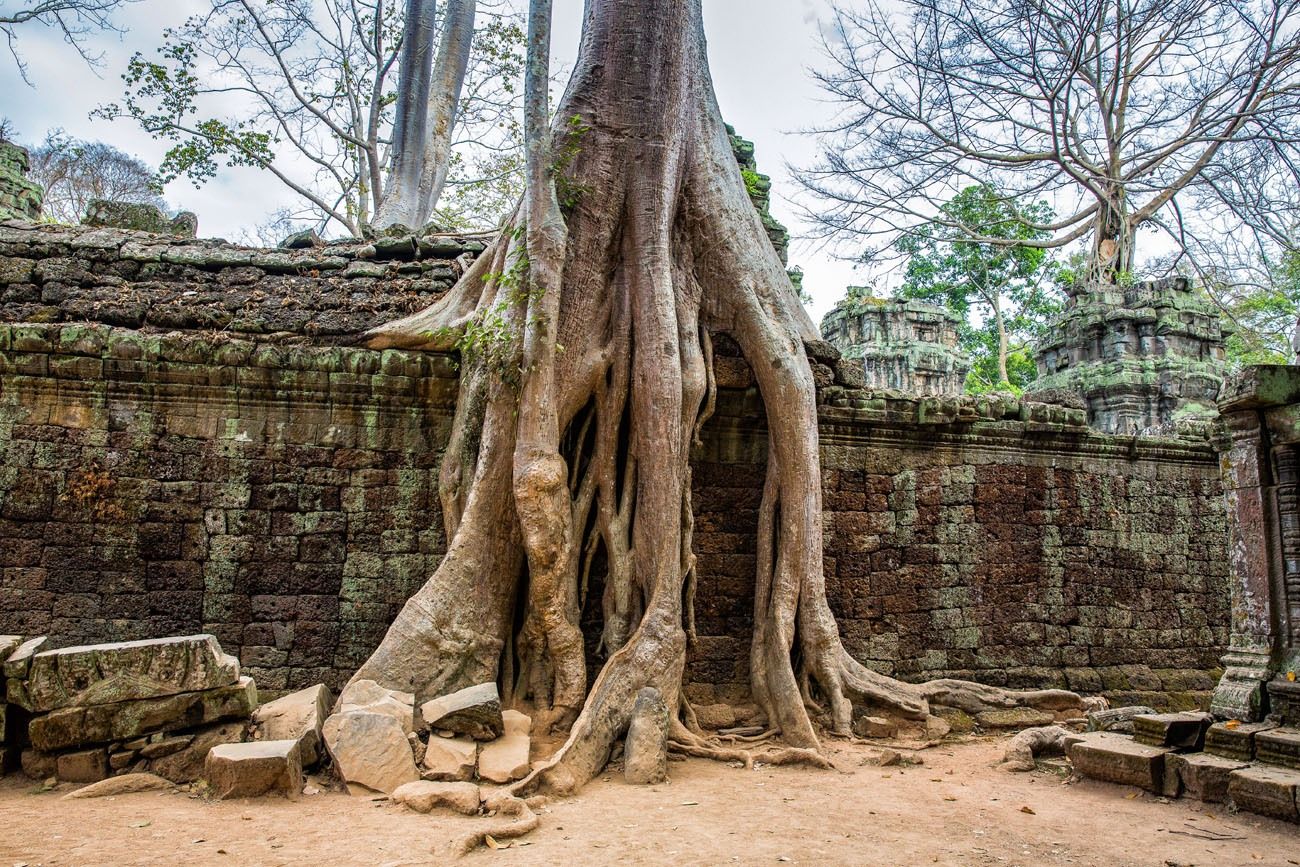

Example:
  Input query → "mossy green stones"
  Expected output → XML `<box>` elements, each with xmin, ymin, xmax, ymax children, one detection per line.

<box><xmin>0</xmin><ymin>141</ymin><xmax>43</xmax><ymax>221</ymax></box>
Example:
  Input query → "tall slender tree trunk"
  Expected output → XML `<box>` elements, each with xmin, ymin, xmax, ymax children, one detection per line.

<box><xmin>353</xmin><ymin>0</ymin><xmax>1083</xmax><ymax>797</ymax></box>
<box><xmin>992</xmin><ymin>296</ymin><xmax>1010</xmax><ymax>386</ymax></box>
<box><xmin>375</xmin><ymin>0</ymin><xmax>438</xmax><ymax>230</ymax></box>
<box><xmin>415</xmin><ymin>0</ymin><xmax>476</xmax><ymax>226</ymax></box>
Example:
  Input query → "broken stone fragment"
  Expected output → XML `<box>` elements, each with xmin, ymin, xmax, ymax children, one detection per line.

<box><xmin>419</xmin><ymin>683</ymin><xmax>503</xmax><ymax>741</ymax></box>
<box><xmin>144</xmin><ymin>720</ymin><xmax>249</xmax><ymax>783</ymax></box>
<box><xmin>28</xmin><ymin>676</ymin><xmax>257</xmax><ymax>752</ymax></box>
<box><xmin>477</xmin><ymin>715</ymin><xmax>531</xmax><ymax>785</ymax></box>
<box><xmin>391</xmin><ymin>780</ymin><xmax>481</xmax><ymax>815</ymax></box>
<box><xmin>252</xmin><ymin>683</ymin><xmax>331</xmax><ymax>767</ymax></box>
<box><xmin>1068</xmin><ymin>732</ymin><xmax>1170</xmax><ymax>793</ymax></box>
<box><xmin>422</xmin><ymin>734</ymin><xmax>477</xmax><ymax>782</ymax></box>
<box><xmin>205</xmin><ymin>740</ymin><xmax>304</xmax><ymax>800</ymax></box>
<box><xmin>1166</xmin><ymin>752</ymin><xmax>1249</xmax><ymax>803</ymax></box>
<box><xmin>1085</xmin><ymin>705</ymin><xmax>1157</xmax><ymax>734</ymax></box>
<box><xmin>693</xmin><ymin>703</ymin><xmax>736</xmax><ymax>730</ymax></box>
<box><xmin>337</xmin><ymin>679</ymin><xmax>416</xmax><ymax>736</ymax></box>
<box><xmin>624</xmin><ymin>687</ymin><xmax>669</xmax><ymax>785</ymax></box>
<box><xmin>0</xmin><ymin>635</ymin><xmax>21</xmax><ymax>665</ymax></box>
<box><xmin>1227</xmin><ymin>765</ymin><xmax>1300</xmax><ymax>822</ymax></box>
<box><xmin>852</xmin><ymin>715</ymin><xmax>898</xmax><ymax>739</ymax></box>
<box><xmin>323</xmin><ymin>710</ymin><xmax>419</xmax><ymax>795</ymax></box>
<box><xmin>3</xmin><ymin>636</ymin><xmax>47</xmax><ymax>681</ymax></box>
<box><xmin>502</xmin><ymin>709</ymin><xmax>531</xmax><ymax>738</ymax></box>
<box><xmin>8</xmin><ymin>635</ymin><xmax>240</xmax><ymax>713</ymax></box>
<box><xmin>1132</xmin><ymin>712</ymin><xmax>1212</xmax><ymax>750</ymax></box>
<box><xmin>139</xmin><ymin>734</ymin><xmax>195</xmax><ymax>760</ymax></box>
<box><xmin>57</xmin><ymin>748</ymin><xmax>108</xmax><ymax>784</ymax></box>
<box><xmin>62</xmin><ymin>773</ymin><xmax>174</xmax><ymax>800</ymax></box>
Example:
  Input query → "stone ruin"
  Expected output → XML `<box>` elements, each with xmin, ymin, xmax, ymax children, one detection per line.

<box><xmin>820</xmin><ymin>288</ymin><xmax>972</xmax><ymax>396</ymax></box>
<box><xmin>0</xmin><ymin>140</ymin><xmax>43</xmax><ymax>223</ymax></box>
<box><xmin>1028</xmin><ymin>277</ymin><xmax>1230</xmax><ymax>435</ymax></box>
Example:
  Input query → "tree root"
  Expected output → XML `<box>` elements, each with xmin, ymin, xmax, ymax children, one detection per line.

<box><xmin>1001</xmin><ymin>725</ymin><xmax>1075</xmax><ymax>772</ymax></box>
<box><xmin>447</xmin><ymin>793</ymin><xmax>539</xmax><ymax>858</ymax></box>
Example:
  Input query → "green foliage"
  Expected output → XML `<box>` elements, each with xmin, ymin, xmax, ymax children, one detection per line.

<box><xmin>741</xmin><ymin>168</ymin><xmax>765</xmax><ymax>202</ymax></box>
<box><xmin>552</xmin><ymin>114</ymin><xmax>592</xmax><ymax>212</ymax></box>
<box><xmin>895</xmin><ymin>184</ymin><xmax>1062</xmax><ymax>389</ymax></box>
<box><xmin>1221</xmin><ymin>248</ymin><xmax>1300</xmax><ymax>366</ymax></box>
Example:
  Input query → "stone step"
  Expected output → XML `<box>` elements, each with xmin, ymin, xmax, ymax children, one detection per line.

<box><xmin>205</xmin><ymin>739</ymin><xmax>303</xmax><ymax>800</ymax></box>
<box><xmin>1068</xmin><ymin>731</ymin><xmax>1171</xmax><ymax>794</ymax></box>
<box><xmin>1255</xmin><ymin>727</ymin><xmax>1300</xmax><ymax>771</ymax></box>
<box><xmin>1166</xmin><ymin>752</ymin><xmax>1249</xmax><ymax>803</ymax></box>
<box><xmin>1132</xmin><ymin>712</ymin><xmax>1212</xmax><ymax>750</ymax></box>
<box><xmin>1204</xmin><ymin>721</ymin><xmax>1276</xmax><ymax>762</ymax></box>
<box><xmin>1227</xmin><ymin>765</ymin><xmax>1300</xmax><ymax>823</ymax></box>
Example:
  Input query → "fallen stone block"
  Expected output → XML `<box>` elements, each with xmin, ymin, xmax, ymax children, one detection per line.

<box><xmin>853</xmin><ymin>715</ymin><xmax>898</xmax><ymax>739</ymax></box>
<box><xmin>337</xmin><ymin>680</ymin><xmax>416</xmax><ymax>736</ymax></box>
<box><xmin>1255</xmin><ymin>727</ymin><xmax>1300</xmax><ymax>770</ymax></box>
<box><xmin>28</xmin><ymin>676</ymin><xmax>257</xmax><ymax>752</ymax></box>
<box><xmin>252</xmin><ymin>683</ymin><xmax>331</xmax><ymax>766</ymax></box>
<box><xmin>323</xmin><ymin>710</ymin><xmax>419</xmax><ymax>795</ymax></box>
<box><xmin>0</xmin><ymin>636</ymin><xmax>21</xmax><ymax>665</ymax></box>
<box><xmin>205</xmin><ymin>740</ymin><xmax>304</xmax><ymax>800</ymax></box>
<box><xmin>931</xmin><ymin>706</ymin><xmax>976</xmax><ymax>734</ymax></box>
<box><xmin>109</xmin><ymin>750</ymin><xmax>137</xmax><ymax>772</ymax></box>
<box><xmin>694</xmin><ymin>703</ymin><xmax>736</xmax><ymax>730</ymax></box>
<box><xmin>391</xmin><ymin>780</ymin><xmax>481</xmax><ymax>815</ymax></box>
<box><xmin>1228</xmin><ymin>765</ymin><xmax>1300</xmax><ymax>823</ymax></box>
<box><xmin>1068</xmin><ymin>732</ymin><xmax>1170</xmax><ymax>793</ymax></box>
<box><xmin>21</xmin><ymin>747</ymin><xmax>56</xmax><ymax>780</ymax></box>
<box><xmin>502</xmin><ymin>709</ymin><xmax>531</xmax><ymax>738</ymax></box>
<box><xmin>144</xmin><ymin>720</ymin><xmax>248</xmax><ymax>783</ymax></box>
<box><xmin>1205</xmin><ymin>721</ymin><xmax>1277</xmax><ymax>762</ymax></box>
<box><xmin>1132</xmin><ymin>712</ymin><xmax>1212</xmax><ymax>750</ymax></box>
<box><xmin>3</xmin><ymin>636</ymin><xmax>47</xmax><ymax>681</ymax></box>
<box><xmin>478</xmin><ymin>731</ymin><xmax>530</xmax><ymax>784</ymax></box>
<box><xmin>625</xmin><ymin>687</ymin><xmax>669</xmax><ymax>785</ymax></box>
<box><xmin>419</xmin><ymin>683</ymin><xmax>502</xmax><ymax>742</ymax></box>
<box><xmin>57</xmin><ymin>748</ymin><xmax>108</xmax><ymax>784</ymax></box>
<box><xmin>1167</xmin><ymin>753</ymin><xmax>1249</xmax><ymax>803</ymax></box>
<box><xmin>976</xmin><ymin>707</ymin><xmax>1055</xmax><ymax>730</ymax></box>
<box><xmin>8</xmin><ymin>635</ymin><xmax>240</xmax><ymax>713</ymax></box>
<box><xmin>62</xmin><ymin>773</ymin><xmax>174</xmax><ymax>800</ymax></box>
<box><xmin>422</xmin><ymin>735</ymin><xmax>477</xmax><ymax>782</ymax></box>
<box><xmin>1086</xmin><ymin>705</ymin><xmax>1157</xmax><ymax>734</ymax></box>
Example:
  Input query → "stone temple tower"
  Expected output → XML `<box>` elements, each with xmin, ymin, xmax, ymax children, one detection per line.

<box><xmin>1027</xmin><ymin>277</ymin><xmax>1230</xmax><ymax>434</ymax></box>
<box><xmin>820</xmin><ymin>288</ymin><xmax>972</xmax><ymax>395</ymax></box>
<box><xmin>0</xmin><ymin>139</ymin><xmax>43</xmax><ymax>222</ymax></box>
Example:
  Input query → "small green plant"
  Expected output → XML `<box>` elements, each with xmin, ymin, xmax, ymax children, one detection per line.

<box><xmin>553</xmin><ymin>114</ymin><xmax>593</xmax><ymax>211</ymax></box>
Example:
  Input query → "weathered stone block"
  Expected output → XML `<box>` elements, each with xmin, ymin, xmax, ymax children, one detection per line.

<box><xmin>9</xmin><ymin>635</ymin><xmax>240</xmax><ymax>712</ymax></box>
<box><xmin>391</xmin><ymin>780</ymin><xmax>480</xmax><ymax>815</ymax></box>
<box><xmin>1166</xmin><ymin>753</ymin><xmax>1249</xmax><ymax>803</ymax></box>
<box><xmin>28</xmin><ymin>676</ymin><xmax>256</xmax><ymax>752</ymax></box>
<box><xmin>1205</xmin><ymin>721</ymin><xmax>1276</xmax><ymax>762</ymax></box>
<box><xmin>337</xmin><ymin>679</ymin><xmax>415</xmax><ymax>736</ymax></box>
<box><xmin>57</xmin><ymin>748</ymin><xmax>108</xmax><ymax>784</ymax></box>
<box><xmin>323</xmin><ymin>710</ymin><xmax>419</xmax><ymax>795</ymax></box>
<box><xmin>1069</xmin><ymin>732</ymin><xmax>1170</xmax><ymax>793</ymax></box>
<box><xmin>21</xmin><ymin>747</ymin><xmax>56</xmax><ymax>780</ymax></box>
<box><xmin>478</xmin><ymin>723</ymin><xmax>530</xmax><ymax>785</ymax></box>
<box><xmin>1228</xmin><ymin>766</ymin><xmax>1300</xmax><ymax>822</ymax></box>
<box><xmin>419</xmin><ymin>682</ymin><xmax>502</xmax><ymax>741</ymax></box>
<box><xmin>1255</xmin><ymin>728</ymin><xmax>1300</xmax><ymax>770</ymax></box>
<box><xmin>205</xmin><ymin>739</ymin><xmax>303</xmax><ymax>800</ymax></box>
<box><xmin>145</xmin><ymin>720</ymin><xmax>248</xmax><ymax>783</ymax></box>
<box><xmin>1132</xmin><ymin>712</ymin><xmax>1212</xmax><ymax>750</ymax></box>
<box><xmin>251</xmin><ymin>683</ymin><xmax>330</xmax><ymax>766</ymax></box>
<box><xmin>422</xmin><ymin>735</ymin><xmax>476</xmax><ymax>782</ymax></box>
<box><xmin>0</xmin><ymin>635</ymin><xmax>20</xmax><ymax>665</ymax></box>
<box><xmin>3</xmin><ymin>636</ymin><xmax>46</xmax><ymax>681</ymax></box>
<box><xmin>1086</xmin><ymin>705</ymin><xmax>1157</xmax><ymax>734</ymax></box>
<box><xmin>976</xmin><ymin>707</ymin><xmax>1055</xmax><ymax>730</ymax></box>
<box><xmin>853</xmin><ymin>715</ymin><xmax>899</xmax><ymax>739</ymax></box>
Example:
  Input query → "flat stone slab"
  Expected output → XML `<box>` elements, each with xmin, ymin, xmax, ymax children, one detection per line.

<box><xmin>56</xmin><ymin>748</ymin><xmax>108</xmax><ymax>784</ymax></box>
<box><xmin>144</xmin><ymin>720</ymin><xmax>247</xmax><ymax>783</ymax></box>
<box><xmin>8</xmin><ymin>635</ymin><xmax>240</xmax><ymax>712</ymax></box>
<box><xmin>1228</xmin><ymin>765</ymin><xmax>1300</xmax><ymax>823</ymax></box>
<box><xmin>29</xmin><ymin>676</ymin><xmax>257</xmax><ymax>752</ymax></box>
<box><xmin>62</xmin><ymin>773</ymin><xmax>174</xmax><ymax>800</ymax></box>
<box><xmin>1205</xmin><ymin>721</ymin><xmax>1277</xmax><ymax>762</ymax></box>
<box><xmin>422</xmin><ymin>735</ymin><xmax>477</xmax><ymax>782</ymax></box>
<box><xmin>1069</xmin><ymin>732</ymin><xmax>1170</xmax><ymax>793</ymax></box>
<box><xmin>3</xmin><ymin>636</ymin><xmax>47</xmax><ymax>680</ymax></box>
<box><xmin>419</xmin><ymin>683</ymin><xmax>503</xmax><ymax>741</ymax></box>
<box><xmin>1255</xmin><ymin>728</ymin><xmax>1300</xmax><ymax>770</ymax></box>
<box><xmin>205</xmin><ymin>740</ymin><xmax>303</xmax><ymax>800</ymax></box>
<box><xmin>975</xmin><ymin>708</ymin><xmax>1055</xmax><ymax>730</ymax></box>
<box><xmin>337</xmin><ymin>680</ymin><xmax>415</xmax><ymax>736</ymax></box>
<box><xmin>1087</xmin><ymin>706</ymin><xmax>1157</xmax><ymax>734</ymax></box>
<box><xmin>252</xmin><ymin>683</ymin><xmax>330</xmax><ymax>766</ymax></box>
<box><xmin>1133</xmin><ymin>712</ymin><xmax>1212</xmax><ymax>750</ymax></box>
<box><xmin>1166</xmin><ymin>752</ymin><xmax>1249</xmax><ymax>803</ymax></box>
<box><xmin>478</xmin><ymin>733</ymin><xmax>530</xmax><ymax>784</ymax></box>
<box><xmin>0</xmin><ymin>636</ymin><xmax>21</xmax><ymax>665</ymax></box>
<box><xmin>391</xmin><ymin>780</ymin><xmax>481</xmax><ymax>815</ymax></box>
<box><xmin>324</xmin><ymin>710</ymin><xmax>419</xmax><ymax>795</ymax></box>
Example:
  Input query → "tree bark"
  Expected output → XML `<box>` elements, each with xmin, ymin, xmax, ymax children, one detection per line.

<box><xmin>375</xmin><ymin>0</ymin><xmax>438</xmax><ymax>230</ymax></box>
<box><xmin>357</xmin><ymin>0</ymin><xmax>1083</xmax><ymax>795</ymax></box>
<box><xmin>415</xmin><ymin>0</ymin><xmax>476</xmax><ymax>226</ymax></box>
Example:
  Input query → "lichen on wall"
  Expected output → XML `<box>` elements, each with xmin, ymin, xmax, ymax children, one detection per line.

<box><xmin>0</xmin><ymin>141</ymin><xmax>43</xmax><ymax>222</ymax></box>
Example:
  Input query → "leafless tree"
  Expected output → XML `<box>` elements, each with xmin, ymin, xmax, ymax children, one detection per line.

<box><xmin>26</xmin><ymin>131</ymin><xmax>167</xmax><ymax>223</ymax></box>
<box><xmin>97</xmin><ymin>0</ymin><xmax>523</xmax><ymax>236</ymax></box>
<box><xmin>799</xmin><ymin>0</ymin><xmax>1300</xmax><ymax>282</ymax></box>
<box><xmin>348</xmin><ymin>0</ymin><xmax>1085</xmax><ymax>820</ymax></box>
<box><xmin>0</xmin><ymin>0</ymin><xmax>138</xmax><ymax>82</ymax></box>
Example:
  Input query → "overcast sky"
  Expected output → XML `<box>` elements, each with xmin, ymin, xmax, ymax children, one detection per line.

<box><xmin>0</xmin><ymin>0</ymin><xmax>870</xmax><ymax>321</ymax></box>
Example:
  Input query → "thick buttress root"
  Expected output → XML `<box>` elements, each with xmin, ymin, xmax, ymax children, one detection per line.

<box><xmin>351</xmin><ymin>0</ymin><xmax>1084</xmax><ymax>819</ymax></box>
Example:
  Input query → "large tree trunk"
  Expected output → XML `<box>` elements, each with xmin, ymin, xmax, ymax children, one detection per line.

<box><xmin>414</xmin><ymin>0</ymin><xmax>476</xmax><ymax>226</ymax></box>
<box><xmin>375</xmin><ymin>0</ymin><xmax>438</xmax><ymax>230</ymax></box>
<box><xmin>355</xmin><ymin>0</ymin><xmax>1082</xmax><ymax>796</ymax></box>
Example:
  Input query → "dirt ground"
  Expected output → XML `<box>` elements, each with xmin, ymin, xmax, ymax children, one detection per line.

<box><xmin>0</xmin><ymin>736</ymin><xmax>1296</xmax><ymax>867</ymax></box>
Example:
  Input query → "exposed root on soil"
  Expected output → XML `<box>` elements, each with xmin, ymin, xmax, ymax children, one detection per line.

<box><xmin>447</xmin><ymin>793</ymin><xmax>539</xmax><ymax>858</ymax></box>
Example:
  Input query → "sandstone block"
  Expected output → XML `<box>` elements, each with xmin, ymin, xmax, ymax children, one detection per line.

<box><xmin>252</xmin><ymin>683</ymin><xmax>331</xmax><ymax>766</ymax></box>
<box><xmin>1068</xmin><ymin>732</ymin><xmax>1170</xmax><ymax>793</ymax></box>
<box><xmin>28</xmin><ymin>676</ymin><xmax>257</xmax><ymax>752</ymax></box>
<box><xmin>931</xmin><ymin>706</ymin><xmax>976</xmax><ymax>734</ymax></box>
<box><xmin>9</xmin><ymin>635</ymin><xmax>240</xmax><ymax>713</ymax></box>
<box><xmin>391</xmin><ymin>780</ymin><xmax>481</xmax><ymax>815</ymax></box>
<box><xmin>57</xmin><ymin>748</ymin><xmax>108</xmax><ymax>784</ymax></box>
<box><xmin>853</xmin><ymin>716</ymin><xmax>899</xmax><ymax>739</ymax></box>
<box><xmin>625</xmin><ymin>687</ymin><xmax>669</xmax><ymax>785</ymax></box>
<box><xmin>1132</xmin><ymin>712</ymin><xmax>1212</xmax><ymax>750</ymax></box>
<box><xmin>975</xmin><ymin>707</ymin><xmax>1054</xmax><ymax>730</ymax></box>
<box><xmin>1167</xmin><ymin>753</ymin><xmax>1249</xmax><ymax>803</ymax></box>
<box><xmin>502</xmin><ymin>709</ymin><xmax>531</xmax><ymax>738</ymax></box>
<box><xmin>1085</xmin><ymin>705</ymin><xmax>1157</xmax><ymax>734</ymax></box>
<box><xmin>3</xmin><ymin>636</ymin><xmax>47</xmax><ymax>680</ymax></box>
<box><xmin>1228</xmin><ymin>766</ymin><xmax>1300</xmax><ymax>823</ymax></box>
<box><xmin>145</xmin><ymin>720</ymin><xmax>248</xmax><ymax>783</ymax></box>
<box><xmin>63</xmin><ymin>773</ymin><xmax>174</xmax><ymax>800</ymax></box>
<box><xmin>1255</xmin><ymin>727</ymin><xmax>1300</xmax><ymax>770</ymax></box>
<box><xmin>419</xmin><ymin>683</ymin><xmax>502</xmax><ymax>741</ymax></box>
<box><xmin>323</xmin><ymin>710</ymin><xmax>419</xmax><ymax>795</ymax></box>
<box><xmin>1205</xmin><ymin>721</ymin><xmax>1276</xmax><ymax>762</ymax></box>
<box><xmin>0</xmin><ymin>636</ymin><xmax>20</xmax><ymax>665</ymax></box>
<box><xmin>478</xmin><ymin>733</ymin><xmax>530</xmax><ymax>784</ymax></box>
<box><xmin>694</xmin><ymin>703</ymin><xmax>737</xmax><ymax>730</ymax></box>
<box><xmin>206</xmin><ymin>740</ymin><xmax>303</xmax><ymax>800</ymax></box>
<box><xmin>337</xmin><ymin>679</ymin><xmax>415</xmax><ymax>736</ymax></box>
<box><xmin>21</xmin><ymin>747</ymin><xmax>56</xmax><ymax>780</ymax></box>
<box><xmin>422</xmin><ymin>735</ymin><xmax>477</xmax><ymax>782</ymax></box>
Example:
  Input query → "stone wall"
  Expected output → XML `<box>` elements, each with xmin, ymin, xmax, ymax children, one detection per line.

<box><xmin>0</xmin><ymin>143</ymin><xmax>43</xmax><ymax>222</ymax></box>
<box><xmin>0</xmin><ymin>224</ymin><xmax>1233</xmax><ymax>706</ymax></box>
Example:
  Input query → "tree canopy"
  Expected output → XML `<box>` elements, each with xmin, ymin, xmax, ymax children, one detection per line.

<box><xmin>25</xmin><ymin>131</ymin><xmax>166</xmax><ymax>224</ymax></box>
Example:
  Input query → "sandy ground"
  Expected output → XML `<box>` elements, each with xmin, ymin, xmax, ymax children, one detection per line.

<box><xmin>0</xmin><ymin>736</ymin><xmax>1296</xmax><ymax>867</ymax></box>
